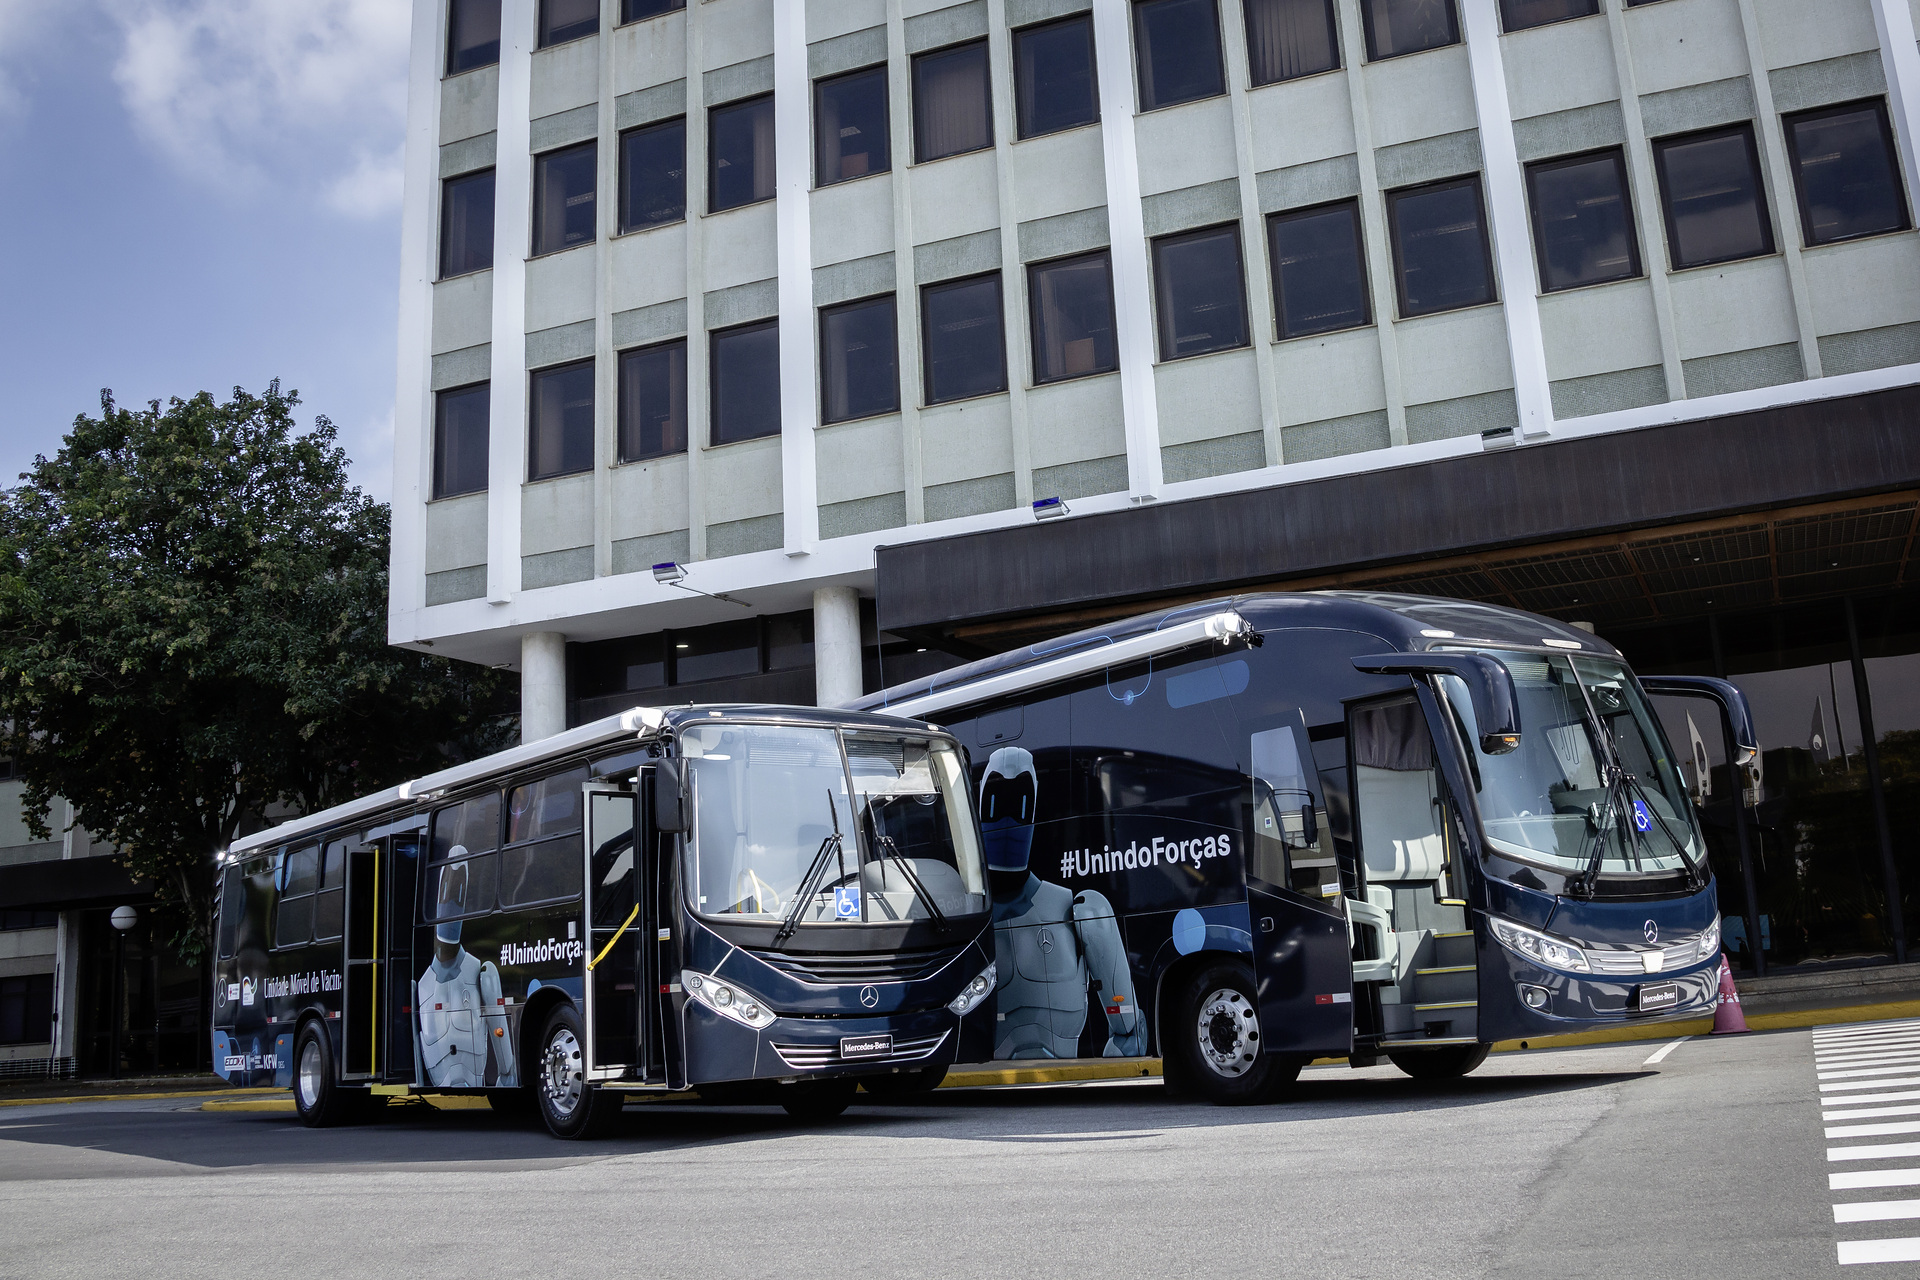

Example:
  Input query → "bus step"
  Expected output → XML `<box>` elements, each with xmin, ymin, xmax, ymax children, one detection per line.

<box><xmin>1431</xmin><ymin>931</ymin><xmax>1474</xmax><ymax>938</ymax></box>
<box><xmin>1380</xmin><ymin>1036</ymin><xmax>1481</xmax><ymax>1048</ymax></box>
<box><xmin>1412</xmin><ymin>1000</ymin><xmax>1478</xmax><ymax>1011</ymax></box>
<box><xmin>1414</xmin><ymin>965</ymin><xmax>1474</xmax><ymax>975</ymax></box>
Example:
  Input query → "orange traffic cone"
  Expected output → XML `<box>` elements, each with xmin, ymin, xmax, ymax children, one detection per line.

<box><xmin>1711</xmin><ymin>958</ymin><xmax>1749</xmax><ymax>1035</ymax></box>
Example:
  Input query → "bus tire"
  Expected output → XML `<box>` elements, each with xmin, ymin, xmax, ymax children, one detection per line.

<box><xmin>780</xmin><ymin>1079</ymin><xmax>858</xmax><ymax>1119</ymax></box>
<box><xmin>1172</xmin><ymin>961</ymin><xmax>1299</xmax><ymax>1106</ymax></box>
<box><xmin>292</xmin><ymin>1020</ymin><xmax>357</xmax><ymax>1128</ymax></box>
<box><xmin>860</xmin><ymin>1065</ymin><xmax>947</xmax><ymax>1096</ymax></box>
<box><xmin>1387</xmin><ymin>1043</ymin><xmax>1491</xmax><ymax>1080</ymax></box>
<box><xmin>533</xmin><ymin>1004</ymin><xmax>621</xmax><ymax>1139</ymax></box>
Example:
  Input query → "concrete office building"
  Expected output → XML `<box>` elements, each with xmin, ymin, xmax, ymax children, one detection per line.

<box><xmin>394</xmin><ymin>0</ymin><xmax>1920</xmax><ymax>975</ymax></box>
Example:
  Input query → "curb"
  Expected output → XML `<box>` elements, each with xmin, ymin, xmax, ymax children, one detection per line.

<box><xmin>0</xmin><ymin>1087</ymin><xmax>280</xmax><ymax>1110</ymax></box>
<box><xmin>1490</xmin><ymin>997</ymin><xmax>1920</xmax><ymax>1053</ymax></box>
<box><xmin>201</xmin><ymin>1094</ymin><xmax>495</xmax><ymax>1114</ymax></box>
<box><xmin>939</xmin><ymin>1060</ymin><xmax>1162</xmax><ymax>1088</ymax></box>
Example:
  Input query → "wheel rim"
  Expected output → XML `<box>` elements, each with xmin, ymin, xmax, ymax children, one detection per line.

<box><xmin>297</xmin><ymin>1036</ymin><xmax>325</xmax><ymax>1109</ymax></box>
<box><xmin>542</xmin><ymin>1026</ymin><xmax>585</xmax><ymax>1119</ymax></box>
<box><xmin>1194</xmin><ymin>987</ymin><xmax>1261</xmax><ymax>1078</ymax></box>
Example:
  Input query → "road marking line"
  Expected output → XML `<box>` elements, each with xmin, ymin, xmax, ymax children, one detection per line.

<box><xmin>1817</xmin><ymin>1050</ymin><xmax>1920</xmax><ymax>1064</ymax></box>
<box><xmin>1825</xmin><ymin>1091</ymin><xmax>1920</xmax><ymax>1109</ymax></box>
<box><xmin>1830</xmin><ymin>1141</ymin><xmax>1920</xmax><ymax>1161</ymax></box>
<box><xmin>1817</xmin><ymin>1031</ymin><xmax>1920</xmax><ymax>1045</ymax></box>
<box><xmin>1818</xmin><ymin>1020</ymin><xmax>1920</xmax><ymax>1036</ymax></box>
<box><xmin>1826</xmin><ymin>1104</ymin><xmax>1920</xmax><ymax>1122</ymax></box>
<box><xmin>1825</xmin><ymin>1077</ymin><xmax>1920</xmax><ymax>1093</ymax></box>
<box><xmin>1838</xmin><ymin>1237</ymin><xmax>1920</xmax><ymax>1265</ymax></box>
<box><xmin>1828</xmin><ymin>1120</ymin><xmax>1920</xmax><ymax>1139</ymax></box>
<box><xmin>1833</xmin><ymin>1169</ymin><xmax>1920</xmax><ymax>1191</ymax></box>
<box><xmin>1819</xmin><ymin>1066</ymin><xmax>1920</xmax><ymax>1080</ymax></box>
<box><xmin>1835</xmin><ymin>1199</ymin><xmax>1920</xmax><ymax>1223</ymax></box>
<box><xmin>1643</xmin><ymin>1036</ymin><xmax>1689</xmax><ymax>1065</ymax></box>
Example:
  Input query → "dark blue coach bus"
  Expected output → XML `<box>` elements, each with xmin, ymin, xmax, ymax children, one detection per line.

<box><xmin>854</xmin><ymin>592</ymin><xmax>1756</xmax><ymax>1103</ymax></box>
<box><xmin>210</xmin><ymin>705</ymin><xmax>996</xmax><ymax>1137</ymax></box>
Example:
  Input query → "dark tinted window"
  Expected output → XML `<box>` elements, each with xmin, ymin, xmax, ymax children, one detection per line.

<box><xmin>711</xmin><ymin>94</ymin><xmax>776</xmax><ymax>212</ymax></box>
<box><xmin>710</xmin><ymin>320</ymin><xmax>782</xmax><ymax>443</ymax></box>
<box><xmin>432</xmin><ymin>792</ymin><xmax>502</xmax><ymax>860</ymax></box>
<box><xmin>1387</xmin><ymin>176</ymin><xmax>1495</xmax><ymax>317</ymax></box>
<box><xmin>529</xmin><ymin>359</ymin><xmax>596</xmax><ymax>480</ymax></box>
<box><xmin>1268</xmin><ymin>200</ymin><xmax>1370</xmax><ymax>337</ymax></box>
<box><xmin>1499</xmin><ymin>0</ymin><xmax>1596</xmax><ymax>31</ymax></box>
<box><xmin>821</xmin><ymin>295</ymin><xmax>901</xmax><ymax>423</ymax></box>
<box><xmin>1152</xmin><ymin>224</ymin><xmax>1250</xmax><ymax>359</ymax></box>
<box><xmin>1015</xmin><ymin>16</ymin><xmax>1098</xmax><ymax>139</ymax></box>
<box><xmin>440</xmin><ymin>168</ymin><xmax>495</xmax><ymax>278</ymax></box>
<box><xmin>1526</xmin><ymin>148</ymin><xmax>1641</xmax><ymax>291</ymax></box>
<box><xmin>1652</xmin><ymin>124</ymin><xmax>1775</xmax><ymax>269</ymax></box>
<box><xmin>1244</xmin><ymin>0</ymin><xmax>1339</xmax><ymax>86</ymax></box>
<box><xmin>914</xmin><ymin>41</ymin><xmax>993</xmax><ymax>161</ymax></box>
<box><xmin>619</xmin><ymin>117</ymin><xmax>686</xmax><ymax>232</ymax></box>
<box><xmin>540</xmin><ymin>0</ymin><xmax>599</xmax><ymax>46</ymax></box>
<box><xmin>434</xmin><ymin>383</ymin><xmax>491</xmax><ymax>499</ymax></box>
<box><xmin>922</xmin><ymin>273</ymin><xmax>1007</xmax><ymax>403</ymax></box>
<box><xmin>0</xmin><ymin>909</ymin><xmax>57</xmax><ymax>930</ymax></box>
<box><xmin>1030</xmin><ymin>251</ymin><xmax>1120</xmax><ymax>382</ymax></box>
<box><xmin>217</xmin><ymin>867</ymin><xmax>242</xmax><ymax>958</ymax></box>
<box><xmin>1785</xmin><ymin>100</ymin><xmax>1910</xmax><ymax>247</ymax></box>
<box><xmin>533</xmin><ymin>141</ymin><xmax>597</xmax><ymax>256</ymax></box>
<box><xmin>1362</xmin><ymin>0</ymin><xmax>1458</xmax><ymax>60</ymax></box>
<box><xmin>622</xmin><ymin>0</ymin><xmax>684</xmax><ymax>21</ymax></box>
<box><xmin>447</xmin><ymin>0</ymin><xmax>502</xmax><ymax>74</ymax></box>
<box><xmin>816</xmin><ymin>66</ymin><xmax>891</xmax><ymax>185</ymax></box>
<box><xmin>0</xmin><ymin>974</ymin><xmax>53</xmax><ymax>1046</ymax></box>
<box><xmin>1134</xmin><ymin>0</ymin><xmax>1226</xmax><ymax>110</ymax></box>
<box><xmin>676</xmin><ymin>619</ymin><xmax>761</xmax><ymax>683</ymax></box>
<box><xmin>768</xmin><ymin>612</ymin><xmax>814</xmax><ymax>670</ymax></box>
<box><xmin>313</xmin><ymin>843</ymin><xmax>344</xmax><ymax>942</ymax></box>
<box><xmin>618</xmin><ymin>339</ymin><xmax>688</xmax><ymax>461</ymax></box>
<box><xmin>508</xmin><ymin>767</ymin><xmax>588</xmax><ymax>843</ymax></box>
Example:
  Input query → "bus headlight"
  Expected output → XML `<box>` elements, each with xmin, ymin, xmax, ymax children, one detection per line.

<box><xmin>1487</xmin><ymin>916</ymin><xmax>1592</xmax><ymax>975</ymax></box>
<box><xmin>683</xmin><ymin>970</ymin><xmax>776</xmax><ymax>1029</ymax></box>
<box><xmin>1696</xmin><ymin>915</ymin><xmax>1721</xmax><ymax>962</ymax></box>
<box><xmin>947</xmin><ymin>962</ymin><xmax>996</xmax><ymax>1016</ymax></box>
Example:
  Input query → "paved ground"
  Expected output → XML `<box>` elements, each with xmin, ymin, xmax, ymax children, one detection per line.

<box><xmin>0</xmin><ymin>1021</ymin><xmax>1907</xmax><ymax>1279</ymax></box>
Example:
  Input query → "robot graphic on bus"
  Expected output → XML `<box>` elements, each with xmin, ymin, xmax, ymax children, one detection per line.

<box><xmin>417</xmin><ymin>851</ymin><xmax>517</xmax><ymax>1087</ymax></box>
<box><xmin>979</xmin><ymin>747</ymin><xmax>1145</xmax><ymax>1059</ymax></box>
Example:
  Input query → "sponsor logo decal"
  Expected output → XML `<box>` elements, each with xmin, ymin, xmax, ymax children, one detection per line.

<box><xmin>264</xmin><ymin>971</ymin><xmax>342</xmax><ymax>999</ymax></box>
<box><xmin>1058</xmin><ymin>833</ymin><xmax>1234</xmax><ymax>879</ymax></box>
<box><xmin>240</xmin><ymin>977</ymin><xmax>256</xmax><ymax>1006</ymax></box>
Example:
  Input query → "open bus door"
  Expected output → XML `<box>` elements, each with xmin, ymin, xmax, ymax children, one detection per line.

<box><xmin>342</xmin><ymin>844</ymin><xmax>379</xmax><ymax>1079</ymax></box>
<box><xmin>339</xmin><ymin>832</ymin><xmax>423</xmax><ymax>1083</ymax></box>
<box><xmin>583</xmin><ymin>781</ymin><xmax>650</xmax><ymax>1080</ymax></box>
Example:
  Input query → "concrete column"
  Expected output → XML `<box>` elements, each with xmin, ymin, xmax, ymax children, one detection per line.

<box><xmin>813</xmin><ymin>586</ymin><xmax>863</xmax><ymax>708</ymax></box>
<box><xmin>521</xmin><ymin>631</ymin><xmax>568</xmax><ymax>742</ymax></box>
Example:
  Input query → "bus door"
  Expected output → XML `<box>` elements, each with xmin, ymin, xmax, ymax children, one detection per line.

<box><xmin>1244</xmin><ymin>718</ymin><xmax>1354</xmax><ymax>1057</ymax></box>
<box><xmin>342</xmin><ymin>844</ymin><xmax>380</xmax><ymax>1079</ymax></box>
<box><xmin>583</xmin><ymin>784</ymin><xmax>645</xmax><ymax>1079</ymax></box>
<box><xmin>383</xmin><ymin>833</ymin><xmax>422</xmax><ymax>1081</ymax></box>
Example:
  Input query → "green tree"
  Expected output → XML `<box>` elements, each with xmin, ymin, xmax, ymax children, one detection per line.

<box><xmin>0</xmin><ymin>383</ymin><xmax>514</xmax><ymax>958</ymax></box>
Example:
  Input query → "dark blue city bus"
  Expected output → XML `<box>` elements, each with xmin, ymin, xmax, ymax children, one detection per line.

<box><xmin>854</xmin><ymin>592</ymin><xmax>1756</xmax><ymax>1103</ymax></box>
<box><xmin>210</xmin><ymin>705</ymin><xmax>996</xmax><ymax>1137</ymax></box>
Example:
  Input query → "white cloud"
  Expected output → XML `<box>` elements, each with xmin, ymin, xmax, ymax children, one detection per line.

<box><xmin>0</xmin><ymin>0</ymin><xmax>58</xmax><ymax>117</ymax></box>
<box><xmin>109</xmin><ymin>0</ymin><xmax>410</xmax><ymax>217</ymax></box>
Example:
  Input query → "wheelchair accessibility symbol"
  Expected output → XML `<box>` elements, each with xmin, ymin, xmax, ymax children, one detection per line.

<box><xmin>835</xmin><ymin>885</ymin><xmax>861</xmax><ymax>919</ymax></box>
<box><xmin>1631</xmin><ymin>799</ymin><xmax>1653</xmax><ymax>833</ymax></box>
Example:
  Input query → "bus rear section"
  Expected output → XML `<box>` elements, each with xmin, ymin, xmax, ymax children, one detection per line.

<box><xmin>210</xmin><ymin>706</ymin><xmax>996</xmax><ymax>1138</ymax></box>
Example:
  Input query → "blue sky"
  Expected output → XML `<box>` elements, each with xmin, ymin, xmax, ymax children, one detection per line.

<box><xmin>0</xmin><ymin>3</ymin><xmax>409</xmax><ymax>501</ymax></box>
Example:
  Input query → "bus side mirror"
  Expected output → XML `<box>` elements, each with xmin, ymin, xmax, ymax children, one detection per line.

<box><xmin>1298</xmin><ymin>804</ymin><xmax>1318</xmax><ymax>849</ymax></box>
<box><xmin>1639</xmin><ymin>675</ymin><xmax>1760</xmax><ymax>767</ymax></box>
<box><xmin>1351</xmin><ymin>652</ymin><xmax>1522</xmax><ymax>755</ymax></box>
<box><xmin>652</xmin><ymin>760</ymin><xmax>688</xmax><ymax>834</ymax></box>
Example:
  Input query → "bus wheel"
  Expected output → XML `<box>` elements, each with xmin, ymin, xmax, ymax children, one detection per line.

<box><xmin>1387</xmin><ymin>1044</ymin><xmax>1490</xmax><ymax>1080</ymax></box>
<box><xmin>534</xmin><ymin>1004</ymin><xmax>621</xmax><ymax>1139</ymax></box>
<box><xmin>780</xmin><ymin>1079</ymin><xmax>858</xmax><ymax>1119</ymax></box>
<box><xmin>1173</xmin><ymin>961</ymin><xmax>1300</xmax><ymax>1106</ymax></box>
<box><xmin>860</xmin><ymin>1065</ymin><xmax>947</xmax><ymax>1097</ymax></box>
<box><xmin>292</xmin><ymin>1021</ymin><xmax>356</xmax><ymax>1128</ymax></box>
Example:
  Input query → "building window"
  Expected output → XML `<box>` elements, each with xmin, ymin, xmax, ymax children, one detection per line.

<box><xmin>540</xmin><ymin>0</ymin><xmax>599</xmax><ymax>46</ymax></box>
<box><xmin>439</xmin><ymin>168</ymin><xmax>496</xmax><ymax>278</ymax></box>
<box><xmin>1784</xmin><ymin>100</ymin><xmax>1911</xmax><ymax>248</ymax></box>
<box><xmin>0</xmin><ymin>909</ymin><xmax>57</xmax><ymax>930</ymax></box>
<box><xmin>1244</xmin><ymin>0</ymin><xmax>1339</xmax><ymax>86</ymax></box>
<box><xmin>710</xmin><ymin>320</ymin><xmax>781</xmax><ymax>444</ymax></box>
<box><xmin>617</xmin><ymin>340</ymin><xmax>688</xmax><ymax>462</ymax></box>
<box><xmin>1652</xmin><ymin>124</ymin><xmax>1775</xmax><ymax>270</ymax></box>
<box><xmin>1498</xmin><ymin>0</ymin><xmax>1596</xmax><ymax>32</ymax></box>
<box><xmin>622</xmin><ymin>0</ymin><xmax>684</xmax><ymax>21</ymax></box>
<box><xmin>529</xmin><ymin>359</ymin><xmax>596</xmax><ymax>480</ymax></box>
<box><xmin>434</xmin><ymin>383</ymin><xmax>492</xmax><ymax>499</ymax></box>
<box><xmin>816</xmin><ymin>66</ymin><xmax>890</xmax><ymax>185</ymax></box>
<box><xmin>0</xmin><ymin>973</ymin><xmax>53</xmax><ymax>1046</ymax></box>
<box><xmin>1386</xmin><ymin>175</ymin><xmax>1495</xmax><ymax>317</ymax></box>
<box><xmin>821</xmin><ymin>296</ymin><xmax>901</xmax><ymax>424</ymax></box>
<box><xmin>914</xmin><ymin>41</ymin><xmax>993</xmax><ymax>162</ymax></box>
<box><xmin>922</xmin><ymin>273</ymin><xmax>1007</xmax><ymax>404</ymax></box>
<box><xmin>1361</xmin><ymin>0</ymin><xmax>1459</xmax><ymax>61</ymax></box>
<box><xmin>710</xmin><ymin>94</ymin><xmax>776</xmax><ymax>213</ymax></box>
<box><xmin>1151</xmin><ymin>225</ymin><xmax>1250</xmax><ymax>359</ymax></box>
<box><xmin>1134</xmin><ymin>0</ymin><xmax>1227</xmax><ymax>111</ymax></box>
<box><xmin>1014</xmin><ymin>15</ymin><xmax>1098</xmax><ymax>139</ymax></box>
<box><xmin>675</xmin><ymin>619</ymin><xmax>761</xmax><ymax>683</ymax></box>
<box><xmin>1525</xmin><ymin>148</ymin><xmax>1641</xmax><ymax>292</ymax></box>
<box><xmin>619</xmin><ymin>117</ymin><xmax>686</xmax><ymax>232</ymax></box>
<box><xmin>532</xmin><ymin>141</ymin><xmax>597</xmax><ymax>256</ymax></box>
<box><xmin>1029</xmin><ymin>251</ymin><xmax>1120</xmax><ymax>383</ymax></box>
<box><xmin>1267</xmin><ymin>200</ymin><xmax>1370</xmax><ymax>338</ymax></box>
<box><xmin>447</xmin><ymin>0</ymin><xmax>501</xmax><ymax>74</ymax></box>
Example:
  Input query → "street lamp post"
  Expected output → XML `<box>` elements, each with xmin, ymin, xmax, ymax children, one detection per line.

<box><xmin>108</xmin><ymin>906</ymin><xmax>136</xmax><ymax>1079</ymax></box>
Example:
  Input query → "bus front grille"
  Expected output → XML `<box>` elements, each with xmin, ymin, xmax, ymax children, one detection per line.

<box><xmin>770</xmin><ymin>1031</ymin><xmax>950</xmax><ymax>1070</ymax></box>
<box><xmin>744</xmin><ymin>946</ymin><xmax>962</xmax><ymax>985</ymax></box>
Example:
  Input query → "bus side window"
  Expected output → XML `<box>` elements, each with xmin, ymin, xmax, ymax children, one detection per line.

<box><xmin>217</xmin><ymin>865</ymin><xmax>243</xmax><ymax>960</ymax></box>
<box><xmin>274</xmin><ymin>844</ymin><xmax>320</xmax><ymax>948</ymax></box>
<box><xmin>1250</xmin><ymin>723</ymin><xmax>1337</xmax><ymax>899</ymax></box>
<box><xmin>427</xmin><ymin>793</ymin><xmax>503</xmax><ymax>922</ymax></box>
<box><xmin>501</xmin><ymin>766</ymin><xmax>588</xmax><ymax>906</ymax></box>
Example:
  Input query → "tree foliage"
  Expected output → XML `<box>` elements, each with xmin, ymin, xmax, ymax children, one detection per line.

<box><xmin>0</xmin><ymin>384</ymin><xmax>514</xmax><ymax>958</ymax></box>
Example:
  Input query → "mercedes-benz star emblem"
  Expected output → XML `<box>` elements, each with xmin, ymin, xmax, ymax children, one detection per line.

<box><xmin>859</xmin><ymin>985</ymin><xmax>879</xmax><ymax>1008</ymax></box>
<box><xmin>1644</xmin><ymin>920</ymin><xmax>1660</xmax><ymax>944</ymax></box>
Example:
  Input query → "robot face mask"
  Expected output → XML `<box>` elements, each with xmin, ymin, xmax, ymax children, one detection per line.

<box><xmin>979</xmin><ymin>747</ymin><xmax>1038</xmax><ymax>873</ymax></box>
<box><xmin>436</xmin><ymin>854</ymin><xmax>470</xmax><ymax>945</ymax></box>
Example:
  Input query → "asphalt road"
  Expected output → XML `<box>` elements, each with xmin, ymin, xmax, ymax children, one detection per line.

<box><xmin>0</xmin><ymin>1020</ymin><xmax>1904</xmax><ymax>1279</ymax></box>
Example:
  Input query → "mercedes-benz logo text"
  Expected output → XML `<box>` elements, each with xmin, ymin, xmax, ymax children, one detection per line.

<box><xmin>859</xmin><ymin>985</ymin><xmax>879</xmax><ymax>1008</ymax></box>
<box><xmin>1644</xmin><ymin>920</ymin><xmax>1660</xmax><ymax>944</ymax></box>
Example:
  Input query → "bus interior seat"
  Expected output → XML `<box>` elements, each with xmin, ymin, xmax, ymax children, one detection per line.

<box><xmin>1354</xmin><ymin>764</ymin><xmax>1445</xmax><ymax>882</ymax></box>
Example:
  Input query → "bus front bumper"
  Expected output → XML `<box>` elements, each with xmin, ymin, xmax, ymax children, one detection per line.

<box><xmin>681</xmin><ymin>1002</ymin><xmax>963</xmax><ymax>1087</ymax></box>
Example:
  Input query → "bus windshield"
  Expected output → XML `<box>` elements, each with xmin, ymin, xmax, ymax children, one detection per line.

<box><xmin>1437</xmin><ymin>651</ymin><xmax>1703</xmax><ymax>880</ymax></box>
<box><xmin>681</xmin><ymin>722</ymin><xmax>988</xmax><ymax>925</ymax></box>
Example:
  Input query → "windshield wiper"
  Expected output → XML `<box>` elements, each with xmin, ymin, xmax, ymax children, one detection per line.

<box><xmin>776</xmin><ymin>791</ymin><xmax>847</xmax><ymax>943</ymax></box>
<box><xmin>1620</xmin><ymin>771</ymin><xmax>1706</xmax><ymax>891</ymax></box>
<box><xmin>863</xmin><ymin>796</ymin><xmax>949</xmax><ymax>933</ymax></box>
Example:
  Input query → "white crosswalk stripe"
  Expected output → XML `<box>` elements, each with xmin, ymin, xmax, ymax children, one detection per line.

<box><xmin>1813</xmin><ymin>1017</ymin><xmax>1920</xmax><ymax>1265</ymax></box>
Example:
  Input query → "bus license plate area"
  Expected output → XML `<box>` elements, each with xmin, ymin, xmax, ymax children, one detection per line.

<box><xmin>839</xmin><ymin>1034</ymin><xmax>893</xmax><ymax>1060</ymax></box>
<box><xmin>1634</xmin><ymin>982</ymin><xmax>1680</xmax><ymax>1013</ymax></box>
